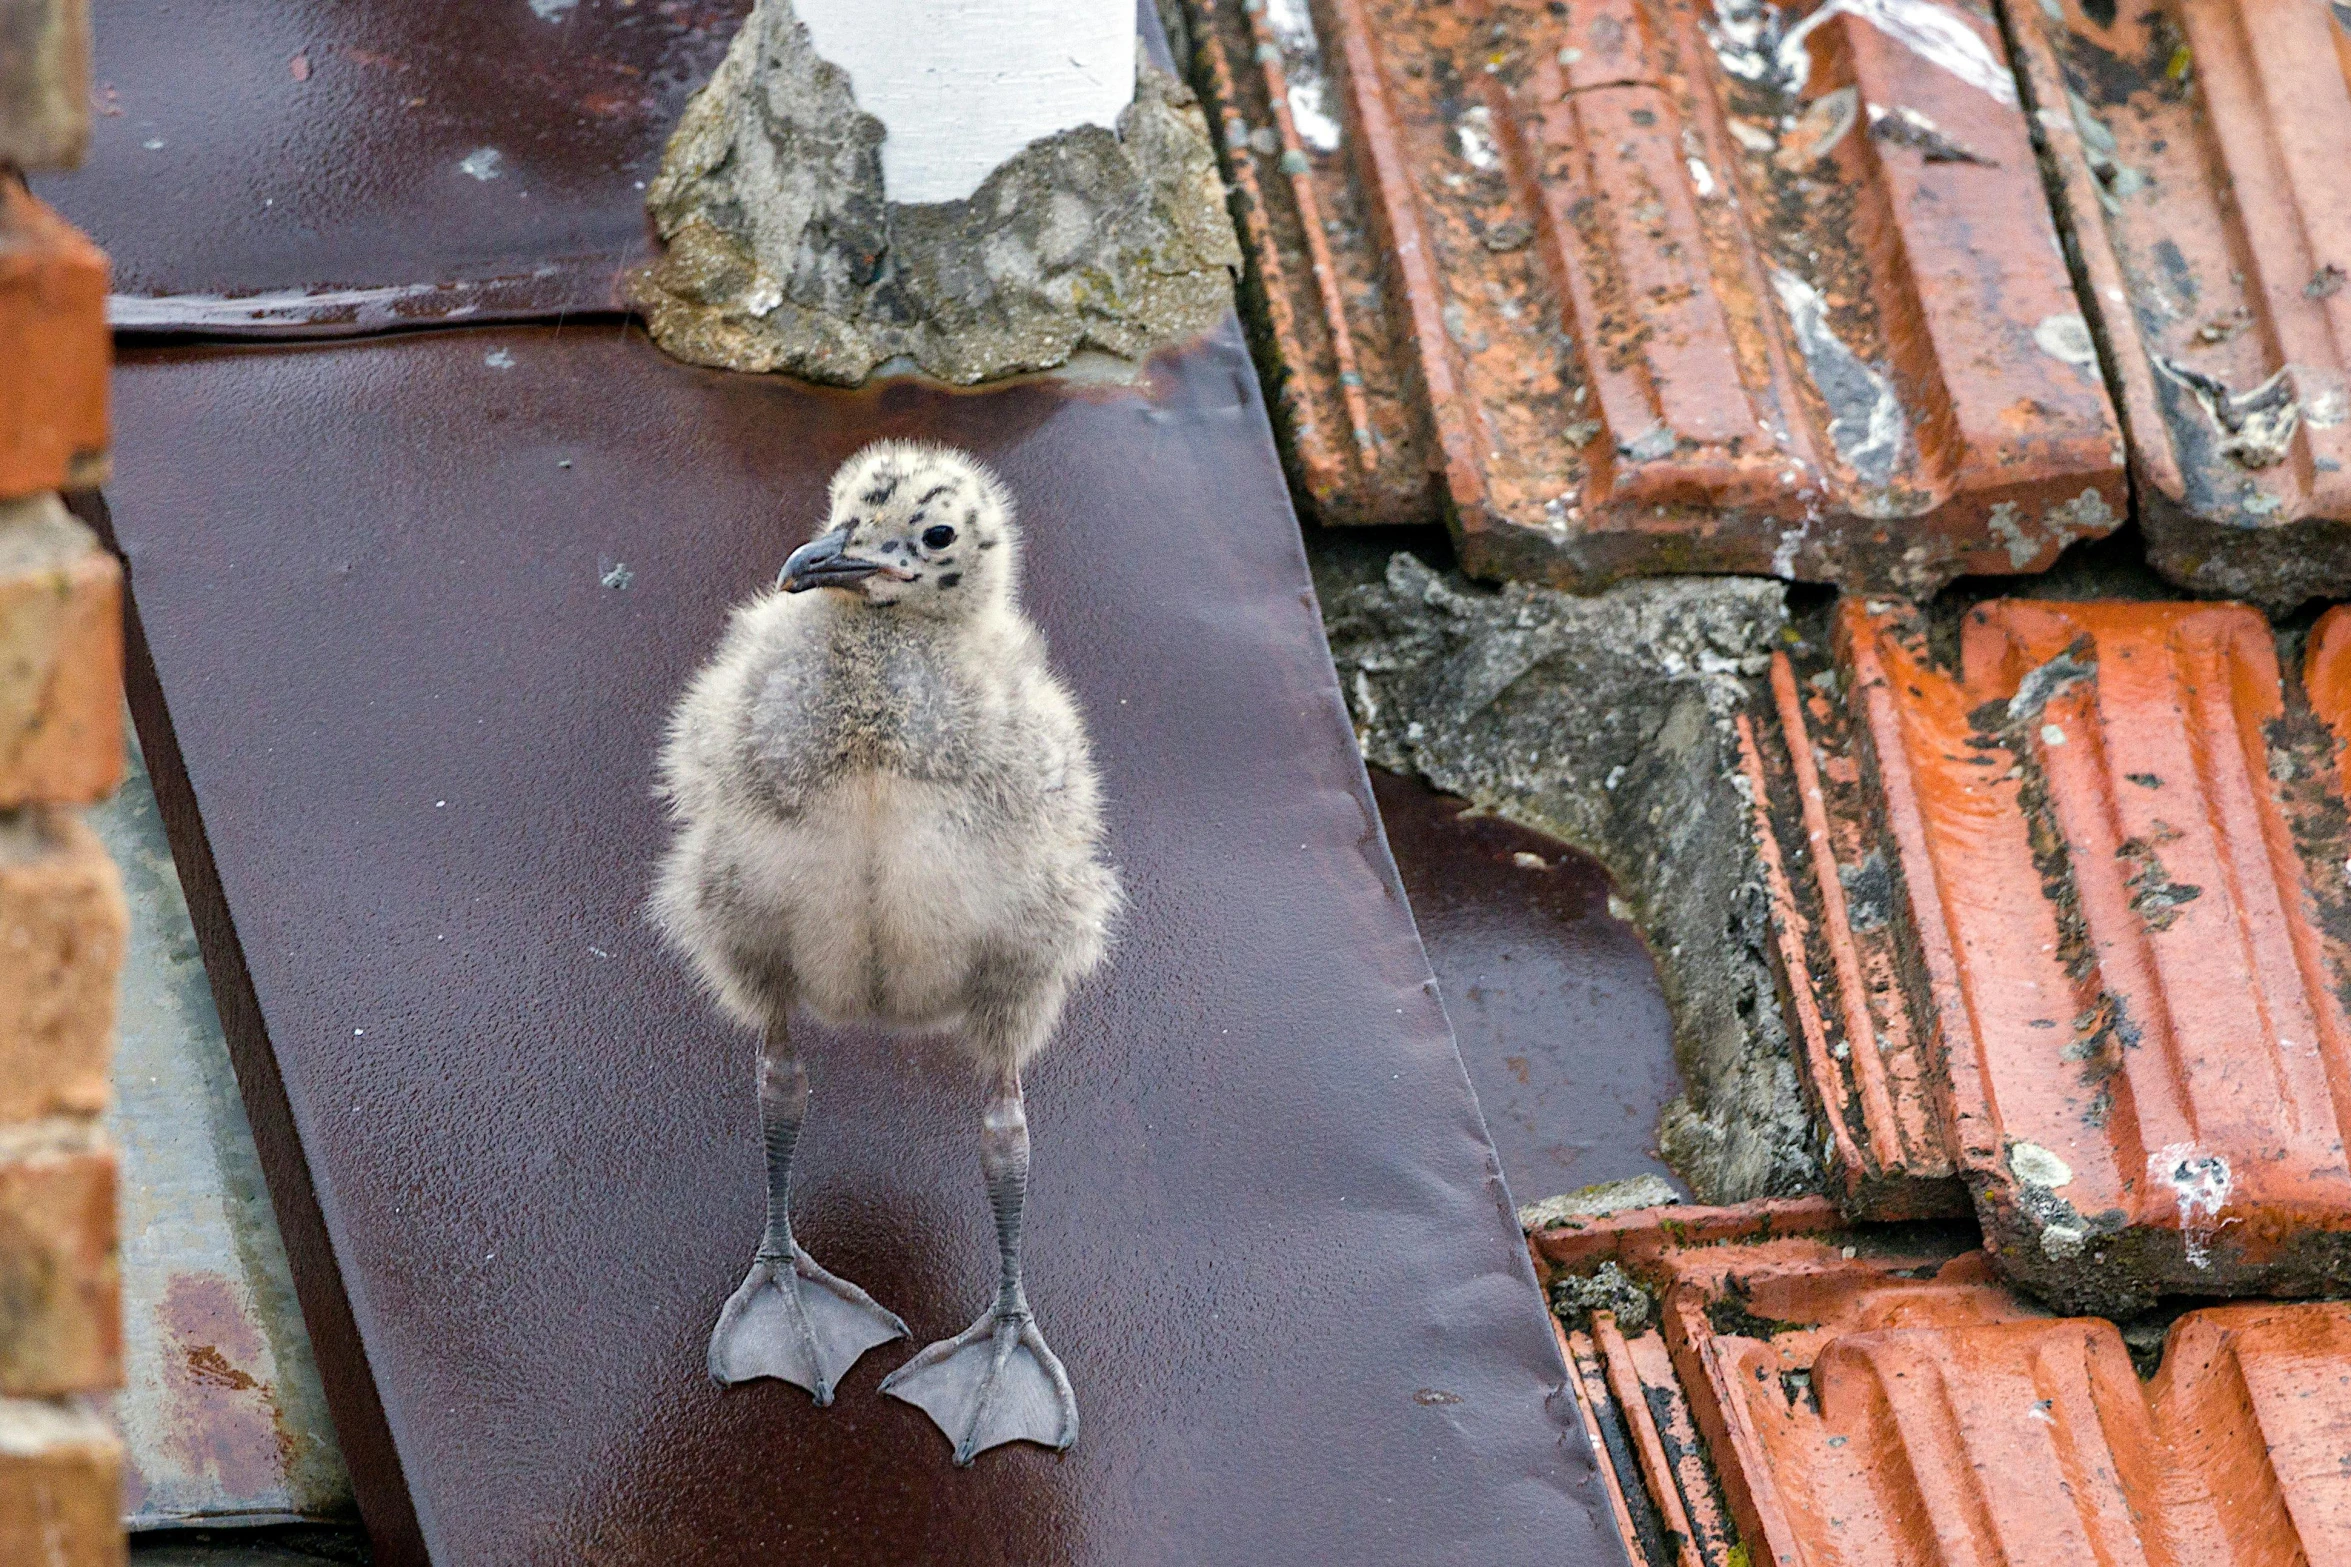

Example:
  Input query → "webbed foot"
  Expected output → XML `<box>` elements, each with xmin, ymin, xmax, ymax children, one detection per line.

<box><xmin>880</xmin><ymin>1309</ymin><xmax>1079</xmax><ymax>1463</ymax></box>
<box><xmin>707</xmin><ymin>1247</ymin><xmax>908</xmax><ymax>1402</ymax></box>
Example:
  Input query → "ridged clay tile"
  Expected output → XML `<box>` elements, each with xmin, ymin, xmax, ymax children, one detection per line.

<box><xmin>2002</xmin><ymin>0</ymin><xmax>2351</xmax><ymax>609</ymax></box>
<box><xmin>1742</xmin><ymin>597</ymin><xmax>2351</xmax><ymax>1313</ymax></box>
<box><xmin>1189</xmin><ymin>0</ymin><xmax>2126</xmax><ymax>591</ymax></box>
<box><xmin>1541</xmin><ymin>1203</ymin><xmax>2351</xmax><ymax>1567</ymax></box>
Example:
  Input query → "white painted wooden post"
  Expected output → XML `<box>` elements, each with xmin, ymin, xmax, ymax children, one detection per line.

<box><xmin>795</xmin><ymin>0</ymin><xmax>1137</xmax><ymax>204</ymax></box>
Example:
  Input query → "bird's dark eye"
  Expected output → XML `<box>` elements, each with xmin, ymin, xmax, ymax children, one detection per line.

<box><xmin>921</xmin><ymin>524</ymin><xmax>956</xmax><ymax>551</ymax></box>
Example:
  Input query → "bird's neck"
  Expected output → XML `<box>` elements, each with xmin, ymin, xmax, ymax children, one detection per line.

<box><xmin>828</xmin><ymin>589</ymin><xmax>1022</xmax><ymax>646</ymax></box>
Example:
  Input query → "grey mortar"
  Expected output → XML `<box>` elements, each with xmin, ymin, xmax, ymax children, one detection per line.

<box><xmin>1517</xmin><ymin>1173</ymin><xmax>1682</xmax><ymax>1233</ymax></box>
<box><xmin>631</xmin><ymin>0</ymin><xmax>1242</xmax><ymax>385</ymax></box>
<box><xmin>1322</xmin><ymin>552</ymin><xmax>1823</xmax><ymax>1204</ymax></box>
<box><xmin>1548</xmin><ymin>1261</ymin><xmax>1655</xmax><ymax>1335</ymax></box>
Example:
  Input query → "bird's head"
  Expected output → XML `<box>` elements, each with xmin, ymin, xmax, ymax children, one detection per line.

<box><xmin>777</xmin><ymin>441</ymin><xmax>1017</xmax><ymax>617</ymax></box>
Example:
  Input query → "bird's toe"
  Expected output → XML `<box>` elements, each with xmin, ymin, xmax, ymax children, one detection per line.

<box><xmin>883</xmin><ymin>1311</ymin><xmax>1079</xmax><ymax>1463</ymax></box>
<box><xmin>707</xmin><ymin>1250</ymin><xmax>905</xmax><ymax>1398</ymax></box>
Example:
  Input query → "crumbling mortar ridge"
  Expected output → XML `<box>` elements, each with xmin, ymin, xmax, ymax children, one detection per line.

<box><xmin>632</xmin><ymin>0</ymin><xmax>1240</xmax><ymax>384</ymax></box>
<box><xmin>1326</xmin><ymin>551</ymin><xmax>1821</xmax><ymax>1204</ymax></box>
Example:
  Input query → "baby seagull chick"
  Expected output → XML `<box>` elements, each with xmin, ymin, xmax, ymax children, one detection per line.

<box><xmin>653</xmin><ymin>440</ymin><xmax>1118</xmax><ymax>1464</ymax></box>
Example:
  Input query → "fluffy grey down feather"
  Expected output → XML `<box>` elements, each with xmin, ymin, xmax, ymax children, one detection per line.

<box><xmin>650</xmin><ymin>440</ymin><xmax>1120</xmax><ymax>1073</ymax></box>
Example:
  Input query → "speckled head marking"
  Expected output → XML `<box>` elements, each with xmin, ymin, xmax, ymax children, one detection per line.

<box><xmin>777</xmin><ymin>440</ymin><xmax>1017</xmax><ymax>617</ymax></box>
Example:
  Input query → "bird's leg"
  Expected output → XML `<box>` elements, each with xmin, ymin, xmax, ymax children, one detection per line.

<box><xmin>881</xmin><ymin>1069</ymin><xmax>1079</xmax><ymax>1463</ymax></box>
<box><xmin>707</xmin><ymin>1021</ymin><xmax>907</xmax><ymax>1400</ymax></box>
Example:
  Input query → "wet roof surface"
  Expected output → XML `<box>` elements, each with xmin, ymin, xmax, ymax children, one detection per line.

<box><xmin>103</xmin><ymin>323</ymin><xmax>1613</xmax><ymax>1564</ymax></box>
<box><xmin>1371</xmin><ymin>768</ymin><xmax>1683</xmax><ymax>1204</ymax></box>
<box><xmin>35</xmin><ymin>0</ymin><xmax>747</xmax><ymax>330</ymax></box>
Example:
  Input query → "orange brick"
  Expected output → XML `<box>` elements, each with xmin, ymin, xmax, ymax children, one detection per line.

<box><xmin>0</xmin><ymin>494</ymin><xmax>122</xmax><ymax>807</ymax></box>
<box><xmin>0</xmin><ymin>1120</ymin><xmax>118</xmax><ymax>1398</ymax></box>
<box><xmin>0</xmin><ymin>183</ymin><xmax>108</xmax><ymax>500</ymax></box>
<box><xmin>0</xmin><ymin>0</ymin><xmax>91</xmax><ymax>172</ymax></box>
<box><xmin>0</xmin><ymin>1397</ymin><xmax>123</xmax><ymax>1567</ymax></box>
<box><xmin>0</xmin><ymin>810</ymin><xmax>121</xmax><ymax>1124</ymax></box>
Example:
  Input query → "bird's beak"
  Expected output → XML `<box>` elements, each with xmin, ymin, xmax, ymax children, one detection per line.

<box><xmin>778</xmin><ymin>528</ymin><xmax>885</xmax><ymax>593</ymax></box>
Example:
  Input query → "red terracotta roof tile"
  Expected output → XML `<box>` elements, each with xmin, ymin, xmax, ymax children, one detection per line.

<box><xmin>1543</xmin><ymin>1205</ymin><xmax>2351</xmax><ymax>1567</ymax></box>
<box><xmin>2003</xmin><ymin>0</ymin><xmax>2351</xmax><ymax>608</ymax></box>
<box><xmin>1190</xmin><ymin>0</ymin><xmax>2125</xmax><ymax>590</ymax></box>
<box><xmin>1531</xmin><ymin>1194</ymin><xmax>1844</xmax><ymax>1273</ymax></box>
<box><xmin>1194</xmin><ymin>0</ymin><xmax>1435</xmax><ymax>524</ymax></box>
<box><xmin>1745</xmin><ymin>597</ymin><xmax>2351</xmax><ymax>1312</ymax></box>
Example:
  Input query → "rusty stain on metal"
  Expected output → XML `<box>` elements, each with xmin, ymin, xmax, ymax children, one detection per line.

<box><xmin>1543</xmin><ymin>1205</ymin><xmax>2351</xmax><ymax>1567</ymax></box>
<box><xmin>1746</xmin><ymin>597</ymin><xmax>2351</xmax><ymax>1313</ymax></box>
<box><xmin>153</xmin><ymin>1273</ymin><xmax>301</xmax><ymax>1504</ymax></box>
<box><xmin>92</xmin><ymin>736</ymin><xmax>352</xmax><ymax>1530</ymax></box>
<box><xmin>1188</xmin><ymin>0</ymin><xmax>2125</xmax><ymax>590</ymax></box>
<box><xmin>2003</xmin><ymin>0</ymin><xmax>2351</xmax><ymax>608</ymax></box>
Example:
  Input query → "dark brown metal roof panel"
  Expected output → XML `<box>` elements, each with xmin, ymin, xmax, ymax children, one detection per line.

<box><xmin>2004</xmin><ymin>0</ymin><xmax>2351</xmax><ymax>608</ymax></box>
<box><xmin>1370</xmin><ymin>769</ymin><xmax>1685</xmax><ymax>1200</ymax></box>
<box><xmin>32</xmin><ymin>0</ymin><xmax>747</xmax><ymax>333</ymax></box>
<box><xmin>1191</xmin><ymin>0</ymin><xmax>2126</xmax><ymax>592</ymax></box>
<box><xmin>102</xmin><ymin>322</ymin><xmax>1617</xmax><ymax>1565</ymax></box>
<box><xmin>1743</xmin><ymin>597</ymin><xmax>2351</xmax><ymax>1313</ymax></box>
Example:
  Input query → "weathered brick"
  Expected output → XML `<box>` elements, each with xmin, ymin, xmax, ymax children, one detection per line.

<box><xmin>0</xmin><ymin>494</ymin><xmax>121</xmax><ymax>807</ymax></box>
<box><xmin>0</xmin><ymin>0</ymin><xmax>90</xmax><ymax>171</ymax></box>
<box><xmin>0</xmin><ymin>1119</ymin><xmax>117</xmax><ymax>1398</ymax></box>
<box><xmin>0</xmin><ymin>1397</ymin><xmax>122</xmax><ymax>1567</ymax></box>
<box><xmin>0</xmin><ymin>183</ymin><xmax>108</xmax><ymax>499</ymax></box>
<box><xmin>0</xmin><ymin>809</ymin><xmax>120</xmax><ymax>1124</ymax></box>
